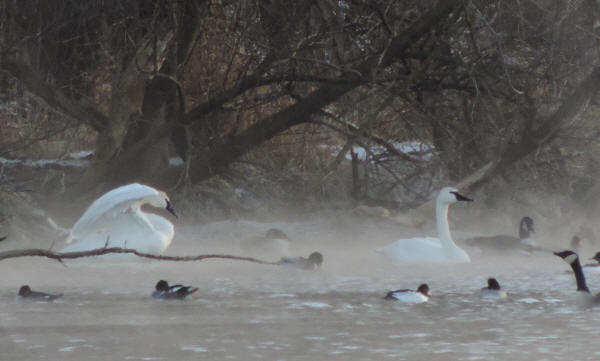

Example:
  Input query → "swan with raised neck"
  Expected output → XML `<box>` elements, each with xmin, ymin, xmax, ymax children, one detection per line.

<box><xmin>377</xmin><ymin>187</ymin><xmax>472</xmax><ymax>264</ymax></box>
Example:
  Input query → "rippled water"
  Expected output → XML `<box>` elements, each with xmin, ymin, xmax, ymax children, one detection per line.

<box><xmin>1</xmin><ymin>218</ymin><xmax>599</xmax><ymax>360</ymax></box>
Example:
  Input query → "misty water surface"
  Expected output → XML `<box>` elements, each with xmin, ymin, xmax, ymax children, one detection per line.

<box><xmin>1</xmin><ymin>215</ymin><xmax>598</xmax><ymax>360</ymax></box>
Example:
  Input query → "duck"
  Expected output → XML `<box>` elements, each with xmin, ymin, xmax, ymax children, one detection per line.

<box><xmin>280</xmin><ymin>251</ymin><xmax>324</xmax><ymax>270</ymax></box>
<box><xmin>61</xmin><ymin>183</ymin><xmax>177</xmax><ymax>255</ymax></box>
<box><xmin>384</xmin><ymin>284</ymin><xmax>429</xmax><ymax>303</ymax></box>
<box><xmin>480</xmin><ymin>278</ymin><xmax>507</xmax><ymax>299</ymax></box>
<box><xmin>152</xmin><ymin>280</ymin><xmax>198</xmax><ymax>300</ymax></box>
<box><xmin>586</xmin><ymin>251</ymin><xmax>600</xmax><ymax>266</ymax></box>
<box><xmin>581</xmin><ymin>251</ymin><xmax>600</xmax><ymax>273</ymax></box>
<box><xmin>554</xmin><ymin>250</ymin><xmax>600</xmax><ymax>308</ymax></box>
<box><xmin>376</xmin><ymin>187</ymin><xmax>472</xmax><ymax>264</ymax></box>
<box><xmin>17</xmin><ymin>285</ymin><xmax>63</xmax><ymax>301</ymax></box>
<box><xmin>240</xmin><ymin>228</ymin><xmax>291</xmax><ymax>258</ymax></box>
<box><xmin>464</xmin><ymin>216</ymin><xmax>536</xmax><ymax>254</ymax></box>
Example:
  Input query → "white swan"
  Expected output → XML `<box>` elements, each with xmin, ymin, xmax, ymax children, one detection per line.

<box><xmin>61</xmin><ymin>183</ymin><xmax>177</xmax><ymax>255</ymax></box>
<box><xmin>377</xmin><ymin>187</ymin><xmax>472</xmax><ymax>264</ymax></box>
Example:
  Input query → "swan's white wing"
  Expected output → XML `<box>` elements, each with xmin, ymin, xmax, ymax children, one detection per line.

<box><xmin>63</xmin><ymin>211</ymin><xmax>173</xmax><ymax>255</ymax></box>
<box><xmin>145</xmin><ymin>213</ymin><xmax>175</xmax><ymax>253</ymax></box>
<box><xmin>71</xmin><ymin>183</ymin><xmax>164</xmax><ymax>241</ymax></box>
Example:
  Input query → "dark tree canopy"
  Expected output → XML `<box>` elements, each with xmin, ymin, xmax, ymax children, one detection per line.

<box><xmin>1</xmin><ymin>0</ymin><xmax>600</xmax><ymax>214</ymax></box>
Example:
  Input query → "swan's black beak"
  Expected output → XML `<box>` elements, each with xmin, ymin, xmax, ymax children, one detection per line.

<box><xmin>165</xmin><ymin>199</ymin><xmax>178</xmax><ymax>218</ymax></box>
<box><xmin>451</xmin><ymin>191</ymin><xmax>473</xmax><ymax>202</ymax></box>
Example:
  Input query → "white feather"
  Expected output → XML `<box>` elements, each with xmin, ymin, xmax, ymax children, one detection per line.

<box><xmin>62</xmin><ymin>183</ymin><xmax>174</xmax><ymax>255</ymax></box>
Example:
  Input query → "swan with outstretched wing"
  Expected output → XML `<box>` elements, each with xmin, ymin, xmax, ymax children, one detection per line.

<box><xmin>62</xmin><ymin>183</ymin><xmax>177</xmax><ymax>255</ymax></box>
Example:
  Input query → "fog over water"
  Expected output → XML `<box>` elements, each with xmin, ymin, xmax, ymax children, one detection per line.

<box><xmin>2</xmin><ymin>210</ymin><xmax>599</xmax><ymax>360</ymax></box>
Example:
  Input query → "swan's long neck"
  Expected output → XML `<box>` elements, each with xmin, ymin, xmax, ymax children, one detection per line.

<box><xmin>570</xmin><ymin>258</ymin><xmax>590</xmax><ymax>293</ymax></box>
<box><xmin>435</xmin><ymin>201</ymin><xmax>454</xmax><ymax>248</ymax></box>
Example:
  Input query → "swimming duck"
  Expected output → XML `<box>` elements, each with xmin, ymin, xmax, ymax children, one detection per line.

<box><xmin>280</xmin><ymin>251</ymin><xmax>323</xmax><ymax>270</ymax></box>
<box><xmin>18</xmin><ymin>285</ymin><xmax>63</xmax><ymax>301</ymax></box>
<box><xmin>377</xmin><ymin>187</ymin><xmax>472</xmax><ymax>264</ymax></box>
<box><xmin>152</xmin><ymin>280</ymin><xmax>198</xmax><ymax>300</ymax></box>
<box><xmin>464</xmin><ymin>216</ymin><xmax>536</xmax><ymax>254</ymax></box>
<box><xmin>480</xmin><ymin>278</ymin><xmax>507</xmax><ymax>299</ymax></box>
<box><xmin>384</xmin><ymin>284</ymin><xmax>429</xmax><ymax>303</ymax></box>
<box><xmin>554</xmin><ymin>250</ymin><xmax>600</xmax><ymax>308</ymax></box>
<box><xmin>587</xmin><ymin>251</ymin><xmax>600</xmax><ymax>266</ymax></box>
<box><xmin>581</xmin><ymin>251</ymin><xmax>600</xmax><ymax>273</ymax></box>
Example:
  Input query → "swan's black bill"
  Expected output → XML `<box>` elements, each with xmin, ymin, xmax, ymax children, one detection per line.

<box><xmin>165</xmin><ymin>199</ymin><xmax>178</xmax><ymax>218</ymax></box>
<box><xmin>450</xmin><ymin>191</ymin><xmax>473</xmax><ymax>202</ymax></box>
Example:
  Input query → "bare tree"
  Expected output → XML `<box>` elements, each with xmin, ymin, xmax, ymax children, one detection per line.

<box><xmin>1</xmin><ymin>0</ymin><xmax>599</xmax><ymax>214</ymax></box>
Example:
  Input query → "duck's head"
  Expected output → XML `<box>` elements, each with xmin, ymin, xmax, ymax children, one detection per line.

<box><xmin>554</xmin><ymin>250</ymin><xmax>579</xmax><ymax>265</ymax></box>
<box><xmin>266</xmin><ymin>228</ymin><xmax>289</xmax><ymax>240</ymax></box>
<box><xmin>592</xmin><ymin>251</ymin><xmax>600</xmax><ymax>263</ymax></box>
<box><xmin>308</xmin><ymin>252</ymin><xmax>324</xmax><ymax>267</ymax></box>
<box><xmin>18</xmin><ymin>285</ymin><xmax>31</xmax><ymax>296</ymax></box>
<box><xmin>438</xmin><ymin>187</ymin><xmax>473</xmax><ymax>204</ymax></box>
<box><xmin>519</xmin><ymin>216</ymin><xmax>535</xmax><ymax>238</ymax></box>
<box><xmin>487</xmin><ymin>278</ymin><xmax>501</xmax><ymax>290</ymax></box>
<box><xmin>155</xmin><ymin>280</ymin><xmax>169</xmax><ymax>291</ymax></box>
<box><xmin>417</xmin><ymin>283</ymin><xmax>430</xmax><ymax>296</ymax></box>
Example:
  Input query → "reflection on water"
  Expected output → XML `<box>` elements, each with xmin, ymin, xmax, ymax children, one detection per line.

<box><xmin>1</xmin><ymin>220</ymin><xmax>599</xmax><ymax>360</ymax></box>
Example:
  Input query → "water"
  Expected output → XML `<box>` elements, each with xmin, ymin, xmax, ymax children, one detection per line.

<box><xmin>1</xmin><ymin>218</ymin><xmax>598</xmax><ymax>360</ymax></box>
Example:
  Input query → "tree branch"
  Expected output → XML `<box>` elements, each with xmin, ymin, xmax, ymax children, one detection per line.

<box><xmin>0</xmin><ymin>247</ymin><xmax>281</xmax><ymax>265</ymax></box>
<box><xmin>188</xmin><ymin>0</ymin><xmax>463</xmax><ymax>181</ymax></box>
<box><xmin>0</xmin><ymin>59</ymin><xmax>109</xmax><ymax>131</ymax></box>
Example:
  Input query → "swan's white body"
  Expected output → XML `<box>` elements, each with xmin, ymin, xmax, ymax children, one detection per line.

<box><xmin>377</xmin><ymin>187</ymin><xmax>471</xmax><ymax>264</ymax></box>
<box><xmin>62</xmin><ymin>183</ymin><xmax>175</xmax><ymax>255</ymax></box>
